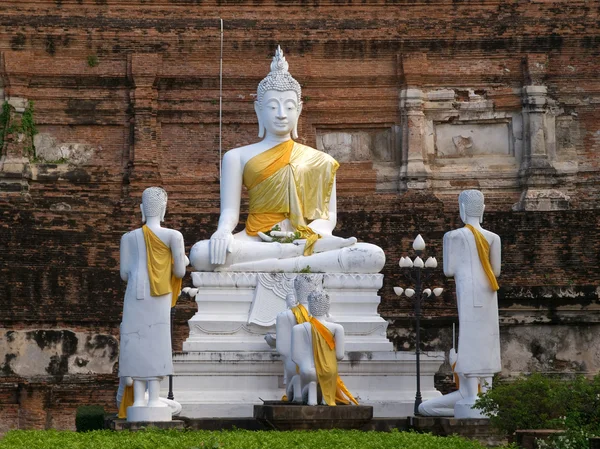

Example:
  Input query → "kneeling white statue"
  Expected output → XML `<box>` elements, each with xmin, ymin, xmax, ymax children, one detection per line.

<box><xmin>274</xmin><ymin>274</ymin><xmax>322</xmax><ymax>402</ymax></box>
<box><xmin>190</xmin><ymin>46</ymin><xmax>384</xmax><ymax>274</ymax></box>
<box><xmin>291</xmin><ymin>290</ymin><xmax>358</xmax><ymax>406</ymax></box>
<box><xmin>418</xmin><ymin>189</ymin><xmax>501</xmax><ymax>418</ymax></box>
<box><xmin>118</xmin><ymin>187</ymin><xmax>188</xmax><ymax>422</ymax></box>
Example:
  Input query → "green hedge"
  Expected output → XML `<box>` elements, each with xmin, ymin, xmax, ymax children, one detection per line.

<box><xmin>475</xmin><ymin>373</ymin><xmax>600</xmax><ymax>436</ymax></box>
<box><xmin>0</xmin><ymin>429</ymin><xmax>499</xmax><ymax>449</ymax></box>
<box><xmin>75</xmin><ymin>405</ymin><xmax>105</xmax><ymax>432</ymax></box>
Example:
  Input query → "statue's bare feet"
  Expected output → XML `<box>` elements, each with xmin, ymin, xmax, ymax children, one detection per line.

<box><xmin>279</xmin><ymin>242</ymin><xmax>304</xmax><ymax>259</ymax></box>
<box><xmin>311</xmin><ymin>236</ymin><xmax>357</xmax><ymax>254</ymax></box>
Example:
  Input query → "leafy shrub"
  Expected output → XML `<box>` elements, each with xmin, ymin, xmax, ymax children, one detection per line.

<box><xmin>0</xmin><ymin>428</ymin><xmax>509</xmax><ymax>449</ymax></box>
<box><xmin>74</xmin><ymin>405</ymin><xmax>105</xmax><ymax>432</ymax></box>
<box><xmin>536</xmin><ymin>428</ymin><xmax>593</xmax><ymax>449</ymax></box>
<box><xmin>476</xmin><ymin>373</ymin><xmax>600</xmax><ymax>438</ymax></box>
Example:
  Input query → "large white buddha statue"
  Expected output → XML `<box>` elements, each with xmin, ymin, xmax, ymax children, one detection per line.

<box><xmin>291</xmin><ymin>290</ymin><xmax>358</xmax><ymax>406</ymax></box>
<box><xmin>418</xmin><ymin>189</ymin><xmax>501</xmax><ymax>418</ymax></box>
<box><xmin>118</xmin><ymin>187</ymin><xmax>188</xmax><ymax>422</ymax></box>
<box><xmin>190</xmin><ymin>47</ymin><xmax>385</xmax><ymax>273</ymax></box>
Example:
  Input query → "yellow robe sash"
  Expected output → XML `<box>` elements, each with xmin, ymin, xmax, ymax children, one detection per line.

<box><xmin>291</xmin><ymin>304</ymin><xmax>310</xmax><ymax>324</ymax></box>
<box><xmin>309</xmin><ymin>317</ymin><xmax>359</xmax><ymax>406</ymax></box>
<box><xmin>464</xmin><ymin>224</ymin><xmax>499</xmax><ymax>292</ymax></box>
<box><xmin>242</xmin><ymin>140</ymin><xmax>339</xmax><ymax>256</ymax></box>
<box><xmin>117</xmin><ymin>384</ymin><xmax>134</xmax><ymax>419</ymax></box>
<box><xmin>142</xmin><ymin>225</ymin><xmax>183</xmax><ymax>307</ymax></box>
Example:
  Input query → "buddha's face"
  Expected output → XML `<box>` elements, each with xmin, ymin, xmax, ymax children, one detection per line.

<box><xmin>285</xmin><ymin>292</ymin><xmax>298</xmax><ymax>309</ymax></box>
<box><xmin>258</xmin><ymin>90</ymin><xmax>301</xmax><ymax>137</ymax></box>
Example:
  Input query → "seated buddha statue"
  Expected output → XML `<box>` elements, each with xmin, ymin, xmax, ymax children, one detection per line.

<box><xmin>190</xmin><ymin>47</ymin><xmax>385</xmax><ymax>273</ymax></box>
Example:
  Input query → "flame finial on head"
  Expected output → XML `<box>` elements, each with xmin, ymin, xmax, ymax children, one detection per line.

<box><xmin>271</xmin><ymin>45</ymin><xmax>289</xmax><ymax>74</ymax></box>
<box><xmin>256</xmin><ymin>46</ymin><xmax>302</xmax><ymax>107</ymax></box>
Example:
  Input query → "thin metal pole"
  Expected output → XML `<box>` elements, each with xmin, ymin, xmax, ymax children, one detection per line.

<box><xmin>218</xmin><ymin>18</ymin><xmax>224</xmax><ymax>180</ymax></box>
<box><xmin>168</xmin><ymin>306</ymin><xmax>175</xmax><ymax>400</ymax></box>
<box><xmin>414</xmin><ymin>260</ymin><xmax>423</xmax><ymax>415</ymax></box>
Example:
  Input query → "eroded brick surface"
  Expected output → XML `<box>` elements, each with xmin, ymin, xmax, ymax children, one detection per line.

<box><xmin>0</xmin><ymin>0</ymin><xmax>599</xmax><ymax>431</ymax></box>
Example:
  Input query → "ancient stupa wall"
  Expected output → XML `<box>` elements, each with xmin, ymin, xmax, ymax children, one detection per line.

<box><xmin>0</xmin><ymin>0</ymin><xmax>599</xmax><ymax>431</ymax></box>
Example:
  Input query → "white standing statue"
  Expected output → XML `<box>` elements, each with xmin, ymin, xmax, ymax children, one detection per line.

<box><xmin>418</xmin><ymin>189</ymin><xmax>501</xmax><ymax>418</ymax></box>
<box><xmin>275</xmin><ymin>274</ymin><xmax>321</xmax><ymax>402</ymax></box>
<box><xmin>291</xmin><ymin>290</ymin><xmax>358</xmax><ymax>406</ymax></box>
<box><xmin>118</xmin><ymin>187</ymin><xmax>188</xmax><ymax>422</ymax></box>
<box><xmin>189</xmin><ymin>46</ymin><xmax>385</xmax><ymax>274</ymax></box>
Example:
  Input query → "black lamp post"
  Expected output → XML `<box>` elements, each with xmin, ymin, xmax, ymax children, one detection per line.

<box><xmin>395</xmin><ymin>234</ymin><xmax>443</xmax><ymax>416</ymax></box>
<box><xmin>168</xmin><ymin>306</ymin><xmax>176</xmax><ymax>401</ymax></box>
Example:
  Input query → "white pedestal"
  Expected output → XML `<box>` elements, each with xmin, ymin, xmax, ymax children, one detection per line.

<box><xmin>169</xmin><ymin>272</ymin><xmax>445</xmax><ymax>418</ymax></box>
<box><xmin>184</xmin><ymin>272</ymin><xmax>393</xmax><ymax>353</ymax></box>
<box><xmin>166</xmin><ymin>350</ymin><xmax>444</xmax><ymax>418</ymax></box>
<box><xmin>127</xmin><ymin>405</ymin><xmax>172</xmax><ymax>422</ymax></box>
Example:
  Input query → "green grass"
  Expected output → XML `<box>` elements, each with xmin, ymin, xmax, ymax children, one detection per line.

<box><xmin>0</xmin><ymin>429</ymin><xmax>496</xmax><ymax>449</ymax></box>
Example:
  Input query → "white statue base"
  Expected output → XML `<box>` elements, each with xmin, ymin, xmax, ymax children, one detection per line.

<box><xmin>183</xmin><ymin>272</ymin><xmax>393</xmax><ymax>353</ymax></box>
<box><xmin>167</xmin><ymin>272</ymin><xmax>444</xmax><ymax>417</ymax></box>
<box><xmin>165</xmin><ymin>350</ymin><xmax>444</xmax><ymax>418</ymax></box>
<box><xmin>127</xmin><ymin>405</ymin><xmax>172</xmax><ymax>422</ymax></box>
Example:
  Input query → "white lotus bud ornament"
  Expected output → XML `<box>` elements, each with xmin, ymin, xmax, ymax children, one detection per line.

<box><xmin>413</xmin><ymin>234</ymin><xmax>426</xmax><ymax>251</ymax></box>
<box><xmin>393</xmin><ymin>287</ymin><xmax>404</xmax><ymax>296</ymax></box>
<box><xmin>425</xmin><ymin>257</ymin><xmax>438</xmax><ymax>268</ymax></box>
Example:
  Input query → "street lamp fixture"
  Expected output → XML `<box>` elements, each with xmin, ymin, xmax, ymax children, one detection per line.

<box><xmin>394</xmin><ymin>234</ymin><xmax>443</xmax><ymax>416</ymax></box>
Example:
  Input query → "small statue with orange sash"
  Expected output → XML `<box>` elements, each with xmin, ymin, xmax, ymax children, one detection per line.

<box><xmin>117</xmin><ymin>187</ymin><xmax>188</xmax><ymax>422</ymax></box>
<box><xmin>292</xmin><ymin>290</ymin><xmax>358</xmax><ymax>406</ymax></box>
<box><xmin>275</xmin><ymin>274</ymin><xmax>322</xmax><ymax>403</ymax></box>
<box><xmin>420</xmin><ymin>189</ymin><xmax>501</xmax><ymax>418</ymax></box>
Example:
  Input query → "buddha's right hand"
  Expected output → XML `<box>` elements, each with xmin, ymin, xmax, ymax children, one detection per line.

<box><xmin>209</xmin><ymin>229</ymin><xmax>233</xmax><ymax>265</ymax></box>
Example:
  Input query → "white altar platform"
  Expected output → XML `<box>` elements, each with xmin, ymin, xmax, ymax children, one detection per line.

<box><xmin>165</xmin><ymin>272</ymin><xmax>444</xmax><ymax>418</ymax></box>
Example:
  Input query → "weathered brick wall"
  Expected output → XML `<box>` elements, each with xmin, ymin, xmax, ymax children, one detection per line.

<box><xmin>0</xmin><ymin>0</ymin><xmax>599</xmax><ymax>431</ymax></box>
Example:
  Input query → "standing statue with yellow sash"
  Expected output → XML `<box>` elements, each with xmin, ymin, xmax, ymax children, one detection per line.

<box><xmin>419</xmin><ymin>189</ymin><xmax>501</xmax><ymax>418</ymax></box>
<box><xmin>118</xmin><ymin>187</ymin><xmax>188</xmax><ymax>422</ymax></box>
<box><xmin>292</xmin><ymin>290</ymin><xmax>358</xmax><ymax>406</ymax></box>
<box><xmin>190</xmin><ymin>46</ymin><xmax>385</xmax><ymax>274</ymax></box>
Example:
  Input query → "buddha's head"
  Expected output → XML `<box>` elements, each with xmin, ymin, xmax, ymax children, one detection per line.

<box><xmin>458</xmin><ymin>189</ymin><xmax>485</xmax><ymax>224</ymax></box>
<box><xmin>141</xmin><ymin>187</ymin><xmax>168</xmax><ymax>223</ymax></box>
<box><xmin>285</xmin><ymin>292</ymin><xmax>298</xmax><ymax>309</ymax></box>
<box><xmin>294</xmin><ymin>274</ymin><xmax>323</xmax><ymax>306</ymax></box>
<box><xmin>255</xmin><ymin>46</ymin><xmax>302</xmax><ymax>139</ymax></box>
<box><xmin>308</xmin><ymin>290</ymin><xmax>330</xmax><ymax>317</ymax></box>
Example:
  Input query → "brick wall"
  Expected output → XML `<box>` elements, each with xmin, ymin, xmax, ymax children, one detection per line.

<box><xmin>0</xmin><ymin>0</ymin><xmax>599</xmax><ymax>431</ymax></box>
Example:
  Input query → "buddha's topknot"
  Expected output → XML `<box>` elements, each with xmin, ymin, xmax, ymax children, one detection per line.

<box><xmin>256</xmin><ymin>46</ymin><xmax>302</xmax><ymax>107</ymax></box>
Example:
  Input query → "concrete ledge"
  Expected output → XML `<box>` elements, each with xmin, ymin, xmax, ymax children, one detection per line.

<box><xmin>410</xmin><ymin>416</ymin><xmax>505</xmax><ymax>446</ymax></box>
<box><xmin>107</xmin><ymin>418</ymin><xmax>186</xmax><ymax>431</ymax></box>
<box><xmin>515</xmin><ymin>429</ymin><xmax>564</xmax><ymax>449</ymax></box>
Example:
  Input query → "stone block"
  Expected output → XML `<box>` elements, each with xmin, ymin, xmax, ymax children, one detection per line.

<box><xmin>254</xmin><ymin>402</ymin><xmax>373</xmax><ymax>430</ymax></box>
<box><xmin>435</xmin><ymin>122</ymin><xmax>513</xmax><ymax>158</ymax></box>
